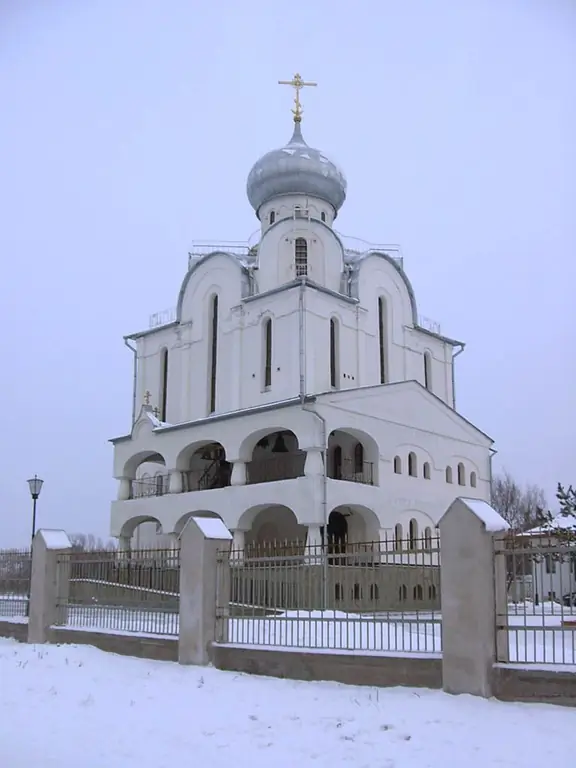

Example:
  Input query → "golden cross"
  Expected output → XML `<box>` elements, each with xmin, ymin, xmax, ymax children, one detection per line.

<box><xmin>278</xmin><ymin>72</ymin><xmax>317</xmax><ymax>123</ymax></box>
<box><xmin>143</xmin><ymin>390</ymin><xmax>151</xmax><ymax>406</ymax></box>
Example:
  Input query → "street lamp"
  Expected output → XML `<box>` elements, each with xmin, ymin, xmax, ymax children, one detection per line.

<box><xmin>27</xmin><ymin>475</ymin><xmax>44</xmax><ymax>548</ymax></box>
<box><xmin>26</xmin><ymin>475</ymin><xmax>43</xmax><ymax>617</ymax></box>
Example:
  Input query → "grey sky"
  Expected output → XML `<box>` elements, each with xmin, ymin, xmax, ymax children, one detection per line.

<box><xmin>1</xmin><ymin>0</ymin><xmax>574</xmax><ymax>546</ymax></box>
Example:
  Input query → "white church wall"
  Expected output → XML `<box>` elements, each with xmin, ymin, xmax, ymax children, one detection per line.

<box><xmin>259</xmin><ymin>194</ymin><xmax>335</xmax><ymax>236</ymax></box>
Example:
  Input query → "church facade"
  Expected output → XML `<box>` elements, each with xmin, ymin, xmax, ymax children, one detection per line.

<box><xmin>109</xmin><ymin>78</ymin><xmax>494</xmax><ymax>552</ymax></box>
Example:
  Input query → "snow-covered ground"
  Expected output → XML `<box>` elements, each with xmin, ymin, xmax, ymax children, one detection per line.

<box><xmin>0</xmin><ymin>639</ymin><xmax>574</xmax><ymax>768</ymax></box>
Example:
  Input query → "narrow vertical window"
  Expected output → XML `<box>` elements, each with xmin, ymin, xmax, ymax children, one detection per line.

<box><xmin>269</xmin><ymin>211</ymin><xmax>275</xmax><ymax>225</ymax></box>
<box><xmin>295</xmin><ymin>237</ymin><xmax>308</xmax><ymax>277</ymax></box>
<box><xmin>378</xmin><ymin>296</ymin><xmax>388</xmax><ymax>384</ymax></box>
<box><xmin>424</xmin><ymin>351</ymin><xmax>432</xmax><ymax>391</ymax></box>
<box><xmin>159</xmin><ymin>347</ymin><xmax>168</xmax><ymax>421</ymax></box>
<box><xmin>470</xmin><ymin>471</ymin><xmax>477</xmax><ymax>488</ymax></box>
<box><xmin>321</xmin><ymin>211</ymin><xmax>326</xmax><ymax>222</ymax></box>
<box><xmin>209</xmin><ymin>294</ymin><xmax>218</xmax><ymax>413</ymax></box>
<box><xmin>409</xmin><ymin>518</ymin><xmax>418</xmax><ymax>549</ymax></box>
<box><xmin>394</xmin><ymin>456</ymin><xmax>402</xmax><ymax>474</ymax></box>
<box><xmin>263</xmin><ymin>317</ymin><xmax>272</xmax><ymax>390</ymax></box>
<box><xmin>395</xmin><ymin>523</ymin><xmax>403</xmax><ymax>551</ymax></box>
<box><xmin>330</xmin><ymin>317</ymin><xmax>339</xmax><ymax>388</ymax></box>
<box><xmin>457</xmin><ymin>462</ymin><xmax>466</xmax><ymax>486</ymax></box>
<box><xmin>445</xmin><ymin>466</ymin><xmax>453</xmax><ymax>484</ymax></box>
<box><xmin>423</xmin><ymin>462</ymin><xmax>431</xmax><ymax>479</ymax></box>
<box><xmin>408</xmin><ymin>451</ymin><xmax>417</xmax><ymax>477</ymax></box>
<box><xmin>332</xmin><ymin>445</ymin><xmax>343</xmax><ymax>479</ymax></box>
<box><xmin>353</xmin><ymin>442</ymin><xmax>364</xmax><ymax>474</ymax></box>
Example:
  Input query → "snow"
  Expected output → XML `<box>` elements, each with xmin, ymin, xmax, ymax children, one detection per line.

<box><xmin>458</xmin><ymin>498</ymin><xmax>510</xmax><ymax>532</ymax></box>
<box><xmin>39</xmin><ymin>529</ymin><xmax>72</xmax><ymax>549</ymax></box>
<box><xmin>191</xmin><ymin>516</ymin><xmax>232</xmax><ymax>540</ymax></box>
<box><xmin>527</xmin><ymin>516</ymin><xmax>576</xmax><ymax>535</ymax></box>
<box><xmin>1</xmin><ymin>639</ymin><xmax>574</xmax><ymax>767</ymax></box>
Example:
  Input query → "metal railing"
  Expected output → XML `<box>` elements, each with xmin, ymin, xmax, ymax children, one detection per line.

<box><xmin>130</xmin><ymin>475</ymin><xmax>169</xmax><ymax>499</ymax></box>
<box><xmin>215</xmin><ymin>534</ymin><xmax>441</xmax><ymax>654</ymax></box>
<box><xmin>0</xmin><ymin>549</ymin><xmax>31</xmax><ymax>619</ymax></box>
<box><xmin>183</xmin><ymin>461</ymin><xmax>232</xmax><ymax>492</ymax></box>
<box><xmin>55</xmin><ymin>548</ymin><xmax>180</xmax><ymax>636</ymax></box>
<box><xmin>329</xmin><ymin>459</ymin><xmax>374</xmax><ymax>486</ymax></box>
<box><xmin>496</xmin><ymin>533</ymin><xmax>576</xmax><ymax>665</ymax></box>
<box><xmin>246</xmin><ymin>452</ymin><xmax>306</xmax><ymax>485</ymax></box>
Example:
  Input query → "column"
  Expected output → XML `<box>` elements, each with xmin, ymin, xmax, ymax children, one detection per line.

<box><xmin>230</xmin><ymin>461</ymin><xmax>246</xmax><ymax>486</ymax></box>
<box><xmin>304</xmin><ymin>448</ymin><xmax>324</xmax><ymax>477</ymax></box>
<box><xmin>118</xmin><ymin>477</ymin><xmax>131</xmax><ymax>501</ymax></box>
<box><xmin>168</xmin><ymin>469</ymin><xmax>183</xmax><ymax>494</ymax></box>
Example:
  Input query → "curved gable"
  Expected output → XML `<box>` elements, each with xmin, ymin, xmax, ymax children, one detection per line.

<box><xmin>177</xmin><ymin>252</ymin><xmax>248</xmax><ymax>323</ymax></box>
<box><xmin>352</xmin><ymin>251</ymin><xmax>418</xmax><ymax>326</ymax></box>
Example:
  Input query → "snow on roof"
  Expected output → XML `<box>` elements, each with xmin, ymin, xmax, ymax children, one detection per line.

<box><xmin>526</xmin><ymin>515</ymin><xmax>576</xmax><ymax>536</ymax></box>
<box><xmin>39</xmin><ymin>530</ymin><xmax>72</xmax><ymax>550</ymax></box>
<box><xmin>458</xmin><ymin>498</ymin><xmax>510</xmax><ymax>532</ymax></box>
<box><xmin>192</xmin><ymin>517</ymin><xmax>232</xmax><ymax>540</ymax></box>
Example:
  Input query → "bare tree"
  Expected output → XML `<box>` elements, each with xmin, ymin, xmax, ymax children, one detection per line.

<box><xmin>69</xmin><ymin>533</ymin><xmax>117</xmax><ymax>552</ymax></box>
<box><xmin>491</xmin><ymin>470</ymin><xmax>546</xmax><ymax>532</ymax></box>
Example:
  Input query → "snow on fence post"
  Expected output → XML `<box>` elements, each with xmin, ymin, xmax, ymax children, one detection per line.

<box><xmin>27</xmin><ymin>530</ymin><xmax>72</xmax><ymax>644</ymax></box>
<box><xmin>438</xmin><ymin>498</ymin><xmax>509</xmax><ymax>698</ymax></box>
<box><xmin>178</xmin><ymin>517</ymin><xmax>232</xmax><ymax>666</ymax></box>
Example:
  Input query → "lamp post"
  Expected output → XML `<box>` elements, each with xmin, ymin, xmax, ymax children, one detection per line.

<box><xmin>26</xmin><ymin>475</ymin><xmax>43</xmax><ymax>616</ymax></box>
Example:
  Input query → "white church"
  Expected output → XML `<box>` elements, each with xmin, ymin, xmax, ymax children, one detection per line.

<box><xmin>110</xmin><ymin>74</ymin><xmax>494</xmax><ymax>554</ymax></box>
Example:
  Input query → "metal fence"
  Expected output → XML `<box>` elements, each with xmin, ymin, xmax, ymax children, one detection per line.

<box><xmin>0</xmin><ymin>549</ymin><xmax>31</xmax><ymax>619</ymax></box>
<box><xmin>496</xmin><ymin>533</ymin><xmax>576</xmax><ymax>665</ymax></box>
<box><xmin>55</xmin><ymin>548</ymin><xmax>180</xmax><ymax>636</ymax></box>
<box><xmin>215</xmin><ymin>534</ymin><xmax>441</xmax><ymax>654</ymax></box>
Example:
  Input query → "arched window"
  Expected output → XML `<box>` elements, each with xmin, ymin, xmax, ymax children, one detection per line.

<box><xmin>470</xmin><ymin>471</ymin><xmax>477</xmax><ymax>488</ymax></box>
<box><xmin>353</xmin><ymin>583</ymin><xmax>362</xmax><ymax>600</ymax></box>
<box><xmin>370</xmin><ymin>583</ymin><xmax>379</xmax><ymax>601</ymax></box>
<box><xmin>424</xmin><ymin>526</ymin><xmax>433</xmax><ymax>549</ymax></box>
<box><xmin>155</xmin><ymin>472</ymin><xmax>165</xmax><ymax>496</ymax></box>
<box><xmin>424</xmin><ymin>351</ymin><xmax>432</xmax><ymax>391</ymax></box>
<box><xmin>413</xmin><ymin>584</ymin><xmax>423</xmax><ymax>601</ymax></box>
<box><xmin>269</xmin><ymin>210</ymin><xmax>275</xmax><ymax>225</ymax></box>
<box><xmin>334</xmin><ymin>583</ymin><xmax>343</xmax><ymax>601</ymax></box>
<box><xmin>263</xmin><ymin>318</ymin><xmax>272</xmax><ymax>390</ymax></box>
<box><xmin>423</xmin><ymin>461</ymin><xmax>431</xmax><ymax>479</ymax></box>
<box><xmin>353</xmin><ymin>442</ymin><xmax>364</xmax><ymax>474</ymax></box>
<box><xmin>295</xmin><ymin>237</ymin><xmax>308</xmax><ymax>277</ymax></box>
<box><xmin>209</xmin><ymin>294</ymin><xmax>218</xmax><ymax>413</ymax></box>
<box><xmin>428</xmin><ymin>584</ymin><xmax>437</xmax><ymax>600</ymax></box>
<box><xmin>457</xmin><ymin>462</ymin><xmax>466</xmax><ymax>486</ymax></box>
<box><xmin>330</xmin><ymin>318</ymin><xmax>339</xmax><ymax>388</ymax></box>
<box><xmin>394</xmin><ymin>455</ymin><xmax>402</xmax><ymax>474</ymax></box>
<box><xmin>378</xmin><ymin>296</ymin><xmax>388</xmax><ymax>384</ymax></box>
<box><xmin>445</xmin><ymin>466</ymin><xmax>453</xmax><ymax>484</ymax></box>
<box><xmin>399</xmin><ymin>584</ymin><xmax>407</xmax><ymax>601</ymax></box>
<box><xmin>159</xmin><ymin>347</ymin><xmax>168</xmax><ymax>421</ymax></box>
<box><xmin>394</xmin><ymin>523</ymin><xmax>403</xmax><ymax>551</ymax></box>
<box><xmin>408</xmin><ymin>452</ymin><xmax>417</xmax><ymax>477</ymax></box>
<box><xmin>409</xmin><ymin>518</ymin><xmax>418</xmax><ymax>549</ymax></box>
<box><xmin>321</xmin><ymin>211</ymin><xmax>326</xmax><ymax>222</ymax></box>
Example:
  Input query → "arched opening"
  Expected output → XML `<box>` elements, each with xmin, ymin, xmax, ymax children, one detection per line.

<box><xmin>394</xmin><ymin>523</ymin><xmax>403</xmax><ymax>551</ymax></box>
<box><xmin>409</xmin><ymin>518</ymin><xmax>418</xmax><ymax>549</ymax></box>
<box><xmin>242</xmin><ymin>505</ymin><xmax>306</xmax><ymax>555</ymax></box>
<box><xmin>370</xmin><ymin>583</ymin><xmax>379</xmax><ymax>601</ymax></box>
<box><xmin>457</xmin><ymin>462</ymin><xmax>466</xmax><ymax>486</ymax></box>
<box><xmin>269</xmin><ymin>210</ymin><xmax>275</xmax><ymax>225</ymax></box>
<box><xmin>424</xmin><ymin>526</ymin><xmax>433</xmax><ymax>549</ymax></box>
<box><xmin>174</xmin><ymin>510</ymin><xmax>224</xmax><ymax>537</ymax></box>
<box><xmin>327</xmin><ymin>429</ymin><xmax>378</xmax><ymax>485</ymax></box>
<box><xmin>399</xmin><ymin>584</ymin><xmax>407</xmax><ymax>601</ymax></box>
<box><xmin>120</xmin><ymin>515</ymin><xmax>169</xmax><ymax>551</ymax></box>
<box><xmin>327</xmin><ymin>504</ymin><xmax>380</xmax><ymax>547</ymax></box>
<box><xmin>413</xmin><ymin>584</ymin><xmax>423</xmax><ymax>601</ymax></box>
<box><xmin>330</xmin><ymin>317</ymin><xmax>339</xmax><ymax>389</ymax></box>
<box><xmin>325</xmin><ymin>509</ymin><xmax>348</xmax><ymax>555</ymax></box>
<box><xmin>445</xmin><ymin>466</ymin><xmax>453</xmax><ymax>484</ymax></box>
<box><xmin>295</xmin><ymin>237</ymin><xmax>308</xmax><ymax>277</ymax></box>
<box><xmin>178</xmin><ymin>441</ymin><xmax>231</xmax><ymax>492</ymax></box>
<box><xmin>334</xmin><ymin>583</ymin><xmax>343</xmax><ymax>601</ymax></box>
<box><xmin>424</xmin><ymin>351</ymin><xmax>432</xmax><ymax>391</ymax></box>
<box><xmin>320</xmin><ymin>211</ymin><xmax>326</xmax><ymax>223</ymax></box>
<box><xmin>159</xmin><ymin>347</ymin><xmax>168</xmax><ymax>421</ymax></box>
<box><xmin>124</xmin><ymin>451</ymin><xmax>168</xmax><ymax>500</ymax></box>
<box><xmin>353</xmin><ymin>583</ymin><xmax>362</xmax><ymax>601</ymax></box>
<box><xmin>378</xmin><ymin>296</ymin><xmax>388</xmax><ymax>384</ymax></box>
<box><xmin>408</xmin><ymin>452</ymin><xmax>418</xmax><ymax>477</ymax></box>
<box><xmin>394</xmin><ymin>455</ymin><xmax>402</xmax><ymax>474</ymax></box>
<box><xmin>245</xmin><ymin>430</ymin><xmax>305</xmax><ymax>485</ymax></box>
<box><xmin>263</xmin><ymin>317</ymin><xmax>272</xmax><ymax>390</ymax></box>
<box><xmin>470</xmin><ymin>471</ymin><xmax>477</xmax><ymax>488</ymax></box>
<box><xmin>423</xmin><ymin>461</ymin><xmax>431</xmax><ymax>479</ymax></box>
<box><xmin>208</xmin><ymin>294</ymin><xmax>219</xmax><ymax>414</ymax></box>
<box><xmin>428</xmin><ymin>584</ymin><xmax>437</xmax><ymax>600</ymax></box>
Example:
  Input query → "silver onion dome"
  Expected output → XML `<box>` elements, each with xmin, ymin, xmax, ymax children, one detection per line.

<box><xmin>246</xmin><ymin>121</ymin><xmax>347</xmax><ymax>217</ymax></box>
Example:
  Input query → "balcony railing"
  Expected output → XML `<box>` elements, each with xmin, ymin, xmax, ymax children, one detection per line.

<box><xmin>184</xmin><ymin>461</ymin><xmax>232</xmax><ymax>492</ymax></box>
<box><xmin>329</xmin><ymin>459</ymin><xmax>374</xmax><ymax>486</ymax></box>
<box><xmin>246</xmin><ymin>452</ymin><xmax>306</xmax><ymax>485</ymax></box>
<box><xmin>130</xmin><ymin>476</ymin><xmax>169</xmax><ymax>499</ymax></box>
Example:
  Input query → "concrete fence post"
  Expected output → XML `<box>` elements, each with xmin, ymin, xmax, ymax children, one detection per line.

<box><xmin>178</xmin><ymin>516</ymin><xmax>232</xmax><ymax>666</ymax></box>
<box><xmin>28</xmin><ymin>530</ymin><xmax>72</xmax><ymax>645</ymax></box>
<box><xmin>438</xmin><ymin>498</ymin><xmax>509</xmax><ymax>698</ymax></box>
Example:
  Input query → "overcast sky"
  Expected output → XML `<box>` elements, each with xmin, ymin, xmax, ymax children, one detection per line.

<box><xmin>0</xmin><ymin>0</ymin><xmax>574</xmax><ymax>546</ymax></box>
